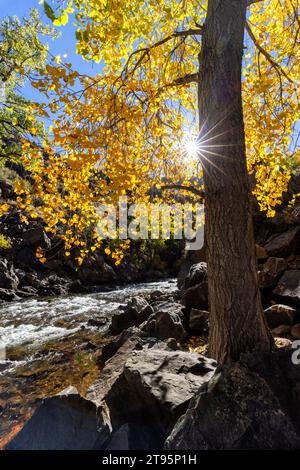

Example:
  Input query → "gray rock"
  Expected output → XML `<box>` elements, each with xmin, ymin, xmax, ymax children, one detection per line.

<box><xmin>264</xmin><ymin>304</ymin><xmax>296</xmax><ymax>328</ymax></box>
<box><xmin>142</xmin><ymin>302</ymin><xmax>186</xmax><ymax>341</ymax></box>
<box><xmin>185</xmin><ymin>262</ymin><xmax>207</xmax><ymax>289</ymax></box>
<box><xmin>264</xmin><ymin>226</ymin><xmax>300</xmax><ymax>257</ymax></box>
<box><xmin>165</xmin><ymin>351</ymin><xmax>300</xmax><ymax>450</ymax></box>
<box><xmin>105</xmin><ymin>346</ymin><xmax>216</xmax><ymax>447</ymax></box>
<box><xmin>273</xmin><ymin>270</ymin><xmax>300</xmax><ymax>306</ymax></box>
<box><xmin>258</xmin><ymin>257</ymin><xmax>287</xmax><ymax>289</ymax></box>
<box><xmin>188</xmin><ymin>309</ymin><xmax>209</xmax><ymax>334</ymax></box>
<box><xmin>110</xmin><ymin>297</ymin><xmax>152</xmax><ymax>332</ymax></box>
<box><xmin>5</xmin><ymin>386</ymin><xmax>111</xmax><ymax>450</ymax></box>
<box><xmin>182</xmin><ymin>282</ymin><xmax>208</xmax><ymax>311</ymax></box>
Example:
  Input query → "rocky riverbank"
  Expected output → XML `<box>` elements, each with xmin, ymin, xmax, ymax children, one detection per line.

<box><xmin>2</xmin><ymin>174</ymin><xmax>300</xmax><ymax>449</ymax></box>
<box><xmin>4</xmin><ymin>267</ymin><xmax>300</xmax><ymax>450</ymax></box>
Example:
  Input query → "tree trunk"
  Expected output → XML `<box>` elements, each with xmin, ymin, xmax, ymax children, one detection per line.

<box><xmin>198</xmin><ymin>0</ymin><xmax>273</xmax><ymax>363</ymax></box>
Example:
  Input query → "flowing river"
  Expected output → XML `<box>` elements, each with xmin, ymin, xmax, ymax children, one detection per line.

<box><xmin>0</xmin><ymin>279</ymin><xmax>177</xmax><ymax>447</ymax></box>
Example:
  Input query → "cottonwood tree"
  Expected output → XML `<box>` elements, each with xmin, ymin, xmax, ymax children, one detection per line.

<box><xmin>15</xmin><ymin>0</ymin><xmax>299</xmax><ymax>362</ymax></box>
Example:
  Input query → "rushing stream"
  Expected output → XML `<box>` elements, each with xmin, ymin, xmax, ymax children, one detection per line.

<box><xmin>0</xmin><ymin>279</ymin><xmax>177</xmax><ymax>447</ymax></box>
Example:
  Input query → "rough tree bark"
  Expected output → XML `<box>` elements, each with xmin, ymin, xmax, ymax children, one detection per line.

<box><xmin>198</xmin><ymin>0</ymin><xmax>273</xmax><ymax>363</ymax></box>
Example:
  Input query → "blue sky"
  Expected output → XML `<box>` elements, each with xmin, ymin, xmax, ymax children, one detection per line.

<box><xmin>0</xmin><ymin>0</ymin><xmax>101</xmax><ymax>103</ymax></box>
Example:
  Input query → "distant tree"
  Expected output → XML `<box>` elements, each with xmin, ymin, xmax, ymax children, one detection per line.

<box><xmin>0</xmin><ymin>9</ymin><xmax>57</xmax><ymax>164</ymax></box>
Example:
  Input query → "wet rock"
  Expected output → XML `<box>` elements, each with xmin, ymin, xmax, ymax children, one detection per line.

<box><xmin>184</xmin><ymin>263</ymin><xmax>207</xmax><ymax>289</ymax></box>
<box><xmin>182</xmin><ymin>282</ymin><xmax>208</xmax><ymax>311</ymax></box>
<box><xmin>188</xmin><ymin>309</ymin><xmax>209</xmax><ymax>334</ymax></box>
<box><xmin>165</xmin><ymin>350</ymin><xmax>300</xmax><ymax>450</ymax></box>
<box><xmin>142</xmin><ymin>302</ymin><xmax>186</xmax><ymax>341</ymax></box>
<box><xmin>264</xmin><ymin>304</ymin><xmax>296</xmax><ymax>329</ymax></box>
<box><xmin>5</xmin><ymin>386</ymin><xmax>111</xmax><ymax>450</ymax></box>
<box><xmin>105</xmin><ymin>346</ymin><xmax>216</xmax><ymax>448</ymax></box>
<box><xmin>258</xmin><ymin>257</ymin><xmax>287</xmax><ymax>289</ymax></box>
<box><xmin>110</xmin><ymin>297</ymin><xmax>153</xmax><ymax>333</ymax></box>
<box><xmin>264</xmin><ymin>226</ymin><xmax>300</xmax><ymax>257</ymax></box>
<box><xmin>273</xmin><ymin>270</ymin><xmax>300</xmax><ymax>306</ymax></box>
<box><xmin>87</xmin><ymin>317</ymin><xmax>107</xmax><ymax>328</ymax></box>
<box><xmin>291</xmin><ymin>323</ymin><xmax>300</xmax><ymax>340</ymax></box>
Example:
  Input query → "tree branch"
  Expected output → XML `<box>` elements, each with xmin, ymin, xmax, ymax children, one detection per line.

<box><xmin>122</xmin><ymin>28</ymin><xmax>204</xmax><ymax>79</ymax></box>
<box><xmin>161</xmin><ymin>184</ymin><xmax>205</xmax><ymax>198</ymax></box>
<box><xmin>246</xmin><ymin>22</ymin><xmax>293</xmax><ymax>84</ymax></box>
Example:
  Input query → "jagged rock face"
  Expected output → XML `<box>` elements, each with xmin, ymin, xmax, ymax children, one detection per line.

<box><xmin>105</xmin><ymin>346</ymin><xmax>216</xmax><ymax>449</ymax></box>
<box><xmin>5</xmin><ymin>387</ymin><xmax>111</xmax><ymax>450</ymax></box>
<box><xmin>165</xmin><ymin>350</ymin><xmax>300</xmax><ymax>450</ymax></box>
<box><xmin>273</xmin><ymin>270</ymin><xmax>300</xmax><ymax>306</ymax></box>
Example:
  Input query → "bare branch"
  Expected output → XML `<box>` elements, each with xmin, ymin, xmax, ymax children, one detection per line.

<box><xmin>161</xmin><ymin>184</ymin><xmax>205</xmax><ymax>199</ymax></box>
<box><xmin>246</xmin><ymin>22</ymin><xmax>294</xmax><ymax>84</ymax></box>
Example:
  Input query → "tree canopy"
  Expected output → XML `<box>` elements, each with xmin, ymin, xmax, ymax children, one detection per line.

<box><xmin>3</xmin><ymin>0</ymin><xmax>299</xmax><ymax>263</ymax></box>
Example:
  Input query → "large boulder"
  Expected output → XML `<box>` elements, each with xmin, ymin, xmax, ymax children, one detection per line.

<box><xmin>264</xmin><ymin>304</ymin><xmax>296</xmax><ymax>329</ymax></box>
<box><xmin>264</xmin><ymin>226</ymin><xmax>300</xmax><ymax>257</ymax></box>
<box><xmin>184</xmin><ymin>262</ymin><xmax>207</xmax><ymax>289</ymax></box>
<box><xmin>165</xmin><ymin>350</ymin><xmax>300</xmax><ymax>450</ymax></box>
<box><xmin>5</xmin><ymin>386</ymin><xmax>111</xmax><ymax>450</ymax></box>
<box><xmin>182</xmin><ymin>282</ymin><xmax>208</xmax><ymax>311</ymax></box>
<box><xmin>105</xmin><ymin>346</ymin><xmax>216</xmax><ymax>449</ymax></box>
<box><xmin>110</xmin><ymin>297</ymin><xmax>152</xmax><ymax>332</ymax></box>
<box><xmin>258</xmin><ymin>257</ymin><xmax>287</xmax><ymax>289</ymax></box>
<box><xmin>273</xmin><ymin>270</ymin><xmax>300</xmax><ymax>306</ymax></box>
<box><xmin>141</xmin><ymin>302</ymin><xmax>187</xmax><ymax>341</ymax></box>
